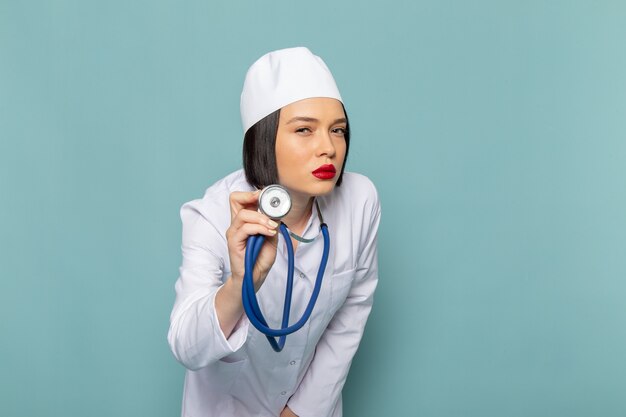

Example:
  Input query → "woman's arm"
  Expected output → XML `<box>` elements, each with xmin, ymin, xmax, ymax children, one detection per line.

<box><xmin>167</xmin><ymin>190</ymin><xmax>278</xmax><ymax>370</ymax></box>
<box><xmin>167</xmin><ymin>200</ymin><xmax>237</xmax><ymax>370</ymax></box>
<box><xmin>216</xmin><ymin>190</ymin><xmax>279</xmax><ymax>338</ymax></box>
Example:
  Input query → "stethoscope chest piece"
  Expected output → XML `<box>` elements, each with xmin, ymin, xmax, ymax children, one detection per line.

<box><xmin>258</xmin><ymin>184</ymin><xmax>291</xmax><ymax>220</ymax></box>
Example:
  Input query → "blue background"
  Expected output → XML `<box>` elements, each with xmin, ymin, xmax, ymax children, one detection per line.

<box><xmin>2</xmin><ymin>1</ymin><xmax>626</xmax><ymax>416</ymax></box>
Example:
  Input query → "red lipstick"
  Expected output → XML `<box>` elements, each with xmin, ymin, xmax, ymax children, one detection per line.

<box><xmin>312</xmin><ymin>164</ymin><xmax>337</xmax><ymax>180</ymax></box>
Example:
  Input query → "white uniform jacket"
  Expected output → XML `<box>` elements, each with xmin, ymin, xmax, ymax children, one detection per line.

<box><xmin>168</xmin><ymin>169</ymin><xmax>381</xmax><ymax>417</ymax></box>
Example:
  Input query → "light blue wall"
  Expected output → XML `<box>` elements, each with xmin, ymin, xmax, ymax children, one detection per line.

<box><xmin>2</xmin><ymin>1</ymin><xmax>625</xmax><ymax>416</ymax></box>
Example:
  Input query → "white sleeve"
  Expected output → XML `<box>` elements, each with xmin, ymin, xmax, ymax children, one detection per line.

<box><xmin>287</xmin><ymin>193</ymin><xmax>381</xmax><ymax>417</ymax></box>
<box><xmin>167</xmin><ymin>201</ymin><xmax>250</xmax><ymax>371</ymax></box>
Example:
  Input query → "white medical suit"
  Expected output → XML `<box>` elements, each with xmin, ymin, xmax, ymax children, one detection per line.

<box><xmin>168</xmin><ymin>169</ymin><xmax>381</xmax><ymax>417</ymax></box>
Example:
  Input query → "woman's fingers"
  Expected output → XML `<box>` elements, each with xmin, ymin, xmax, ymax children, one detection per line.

<box><xmin>230</xmin><ymin>223</ymin><xmax>277</xmax><ymax>245</ymax></box>
<box><xmin>227</xmin><ymin>190</ymin><xmax>280</xmax><ymax>287</ymax></box>
<box><xmin>229</xmin><ymin>190</ymin><xmax>259</xmax><ymax>220</ymax></box>
<box><xmin>231</xmin><ymin>208</ymin><xmax>278</xmax><ymax>231</ymax></box>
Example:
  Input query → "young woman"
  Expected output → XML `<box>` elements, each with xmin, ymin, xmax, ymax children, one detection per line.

<box><xmin>168</xmin><ymin>47</ymin><xmax>381</xmax><ymax>417</ymax></box>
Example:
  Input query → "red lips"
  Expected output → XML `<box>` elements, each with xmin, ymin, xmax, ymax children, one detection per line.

<box><xmin>312</xmin><ymin>164</ymin><xmax>337</xmax><ymax>180</ymax></box>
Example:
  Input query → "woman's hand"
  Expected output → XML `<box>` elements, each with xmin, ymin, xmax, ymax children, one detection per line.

<box><xmin>280</xmin><ymin>406</ymin><xmax>298</xmax><ymax>417</ymax></box>
<box><xmin>226</xmin><ymin>190</ymin><xmax>279</xmax><ymax>291</ymax></box>
<box><xmin>215</xmin><ymin>190</ymin><xmax>279</xmax><ymax>338</ymax></box>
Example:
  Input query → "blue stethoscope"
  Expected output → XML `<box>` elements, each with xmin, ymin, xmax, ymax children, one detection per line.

<box><xmin>242</xmin><ymin>185</ymin><xmax>330</xmax><ymax>352</ymax></box>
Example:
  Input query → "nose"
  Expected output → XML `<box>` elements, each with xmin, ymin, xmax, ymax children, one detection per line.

<box><xmin>316</xmin><ymin>130</ymin><xmax>336</xmax><ymax>159</ymax></box>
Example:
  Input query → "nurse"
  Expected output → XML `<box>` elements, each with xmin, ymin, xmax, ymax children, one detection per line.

<box><xmin>168</xmin><ymin>47</ymin><xmax>381</xmax><ymax>417</ymax></box>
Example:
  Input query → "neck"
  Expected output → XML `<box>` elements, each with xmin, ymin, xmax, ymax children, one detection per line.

<box><xmin>282</xmin><ymin>192</ymin><xmax>314</xmax><ymax>235</ymax></box>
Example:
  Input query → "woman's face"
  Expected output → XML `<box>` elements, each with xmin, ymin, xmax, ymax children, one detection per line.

<box><xmin>275</xmin><ymin>97</ymin><xmax>347</xmax><ymax>199</ymax></box>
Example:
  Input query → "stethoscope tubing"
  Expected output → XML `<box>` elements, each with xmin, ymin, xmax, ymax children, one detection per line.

<box><xmin>242</xmin><ymin>222</ymin><xmax>330</xmax><ymax>351</ymax></box>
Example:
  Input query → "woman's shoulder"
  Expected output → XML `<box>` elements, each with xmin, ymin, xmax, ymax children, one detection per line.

<box><xmin>322</xmin><ymin>171</ymin><xmax>381</xmax><ymax>233</ymax></box>
<box><xmin>180</xmin><ymin>169</ymin><xmax>252</xmax><ymax>227</ymax></box>
<box><xmin>202</xmin><ymin>169</ymin><xmax>254</xmax><ymax>197</ymax></box>
<box><xmin>331</xmin><ymin>171</ymin><xmax>380</xmax><ymax>211</ymax></box>
<box><xmin>339</xmin><ymin>172</ymin><xmax>378</xmax><ymax>198</ymax></box>
<box><xmin>324</xmin><ymin>172</ymin><xmax>381</xmax><ymax>262</ymax></box>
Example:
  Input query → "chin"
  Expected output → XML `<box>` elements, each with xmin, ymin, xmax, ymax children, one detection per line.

<box><xmin>285</xmin><ymin>180</ymin><xmax>338</xmax><ymax>198</ymax></box>
<box><xmin>308</xmin><ymin>181</ymin><xmax>338</xmax><ymax>196</ymax></box>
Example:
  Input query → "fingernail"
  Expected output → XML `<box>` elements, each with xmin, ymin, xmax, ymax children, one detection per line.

<box><xmin>268</xmin><ymin>220</ymin><xmax>278</xmax><ymax>228</ymax></box>
<box><xmin>268</xmin><ymin>228</ymin><xmax>277</xmax><ymax>234</ymax></box>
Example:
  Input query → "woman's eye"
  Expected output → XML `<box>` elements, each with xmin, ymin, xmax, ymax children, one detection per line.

<box><xmin>332</xmin><ymin>127</ymin><xmax>347</xmax><ymax>135</ymax></box>
<box><xmin>296</xmin><ymin>127</ymin><xmax>312</xmax><ymax>134</ymax></box>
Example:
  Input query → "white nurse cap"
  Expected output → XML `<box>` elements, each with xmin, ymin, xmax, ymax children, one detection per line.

<box><xmin>240</xmin><ymin>47</ymin><xmax>343</xmax><ymax>133</ymax></box>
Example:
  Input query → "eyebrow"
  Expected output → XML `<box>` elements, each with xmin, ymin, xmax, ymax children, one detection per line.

<box><xmin>286</xmin><ymin>116</ymin><xmax>347</xmax><ymax>125</ymax></box>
